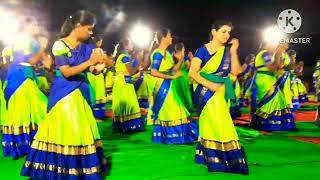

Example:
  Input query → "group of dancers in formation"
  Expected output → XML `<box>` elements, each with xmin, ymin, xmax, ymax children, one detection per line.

<box><xmin>0</xmin><ymin>9</ymin><xmax>316</xmax><ymax>179</ymax></box>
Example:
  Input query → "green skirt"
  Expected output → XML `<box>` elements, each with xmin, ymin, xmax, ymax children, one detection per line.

<box><xmin>3</xmin><ymin>78</ymin><xmax>47</xmax><ymax>128</ymax></box>
<box><xmin>21</xmin><ymin>88</ymin><xmax>106</xmax><ymax>179</ymax></box>
<box><xmin>37</xmin><ymin>76</ymin><xmax>50</xmax><ymax>93</ymax></box>
<box><xmin>87</xmin><ymin>72</ymin><xmax>107</xmax><ymax>103</ymax></box>
<box><xmin>33</xmin><ymin>88</ymin><xmax>100</xmax><ymax>145</ymax></box>
<box><xmin>277</xmin><ymin>71</ymin><xmax>293</xmax><ymax>108</ymax></box>
<box><xmin>105</xmin><ymin>71</ymin><xmax>114</xmax><ymax>96</ymax></box>
<box><xmin>250</xmin><ymin>73</ymin><xmax>296</xmax><ymax>131</ymax></box>
<box><xmin>174</xmin><ymin>69</ymin><xmax>196</xmax><ymax>116</ymax></box>
<box><xmin>194</xmin><ymin>84</ymin><xmax>248</xmax><ymax>174</ymax></box>
<box><xmin>2</xmin><ymin>79</ymin><xmax>47</xmax><ymax>158</ymax></box>
<box><xmin>0</xmin><ymin>80</ymin><xmax>6</xmax><ymax>127</ymax></box>
<box><xmin>112</xmin><ymin>74</ymin><xmax>144</xmax><ymax>133</ymax></box>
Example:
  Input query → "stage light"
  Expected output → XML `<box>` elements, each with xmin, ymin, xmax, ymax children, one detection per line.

<box><xmin>263</xmin><ymin>26</ymin><xmax>285</xmax><ymax>46</ymax></box>
<box><xmin>0</xmin><ymin>9</ymin><xmax>20</xmax><ymax>45</ymax></box>
<box><xmin>130</xmin><ymin>23</ymin><xmax>152</xmax><ymax>48</ymax></box>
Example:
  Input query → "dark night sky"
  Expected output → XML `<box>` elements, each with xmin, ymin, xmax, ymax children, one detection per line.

<box><xmin>3</xmin><ymin>0</ymin><xmax>320</xmax><ymax>66</ymax></box>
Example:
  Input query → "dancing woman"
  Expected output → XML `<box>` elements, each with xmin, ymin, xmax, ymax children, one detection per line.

<box><xmin>22</xmin><ymin>10</ymin><xmax>109</xmax><ymax>179</ymax></box>
<box><xmin>150</xmin><ymin>29</ymin><xmax>198</xmax><ymax>144</ymax></box>
<box><xmin>189</xmin><ymin>20</ymin><xmax>248</xmax><ymax>174</ymax></box>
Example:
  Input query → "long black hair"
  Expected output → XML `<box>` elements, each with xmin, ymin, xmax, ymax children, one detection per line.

<box><xmin>174</xmin><ymin>42</ymin><xmax>185</xmax><ymax>53</ymax></box>
<box><xmin>245</xmin><ymin>54</ymin><xmax>255</xmax><ymax>64</ymax></box>
<box><xmin>60</xmin><ymin>10</ymin><xmax>97</xmax><ymax>38</ymax></box>
<box><xmin>209</xmin><ymin>20</ymin><xmax>233</xmax><ymax>40</ymax></box>
<box><xmin>155</xmin><ymin>28</ymin><xmax>171</xmax><ymax>44</ymax></box>
<box><xmin>288</xmin><ymin>49</ymin><xmax>296</xmax><ymax>57</ymax></box>
<box><xmin>87</xmin><ymin>34</ymin><xmax>103</xmax><ymax>47</ymax></box>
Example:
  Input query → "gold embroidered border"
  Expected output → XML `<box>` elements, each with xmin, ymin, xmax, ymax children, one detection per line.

<box><xmin>205</xmin><ymin>157</ymin><xmax>246</xmax><ymax>165</ymax></box>
<box><xmin>2</xmin><ymin>125</ymin><xmax>38</xmax><ymax>135</ymax></box>
<box><xmin>261</xmin><ymin>119</ymin><xmax>294</xmax><ymax>125</ymax></box>
<box><xmin>113</xmin><ymin>112</ymin><xmax>141</xmax><ymax>122</ymax></box>
<box><xmin>137</xmin><ymin>96</ymin><xmax>149</xmax><ymax>100</ymax></box>
<box><xmin>154</xmin><ymin>118</ymin><xmax>190</xmax><ymax>127</ymax></box>
<box><xmin>153</xmin><ymin>131</ymin><xmax>197</xmax><ymax>138</ymax></box>
<box><xmin>255</xmin><ymin>109</ymin><xmax>292</xmax><ymax>119</ymax></box>
<box><xmin>299</xmin><ymin>93</ymin><xmax>307</xmax><ymax>96</ymax></box>
<box><xmin>197</xmin><ymin>138</ymin><xmax>241</xmax><ymax>151</ymax></box>
<box><xmin>2</xmin><ymin>141</ymin><xmax>30</xmax><ymax>147</ymax></box>
<box><xmin>31</xmin><ymin>140</ymin><xmax>99</xmax><ymax>156</ymax></box>
<box><xmin>24</xmin><ymin>161</ymin><xmax>101</xmax><ymax>175</ymax></box>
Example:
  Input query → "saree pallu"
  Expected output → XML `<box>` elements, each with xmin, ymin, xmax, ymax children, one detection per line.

<box><xmin>277</xmin><ymin>70</ymin><xmax>294</xmax><ymax>109</ymax></box>
<box><xmin>250</xmin><ymin>71</ymin><xmax>296</xmax><ymax>131</ymax></box>
<box><xmin>174</xmin><ymin>62</ymin><xmax>197</xmax><ymax>117</ymax></box>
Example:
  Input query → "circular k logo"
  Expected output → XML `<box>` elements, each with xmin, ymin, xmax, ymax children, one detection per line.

<box><xmin>277</xmin><ymin>9</ymin><xmax>302</xmax><ymax>34</ymax></box>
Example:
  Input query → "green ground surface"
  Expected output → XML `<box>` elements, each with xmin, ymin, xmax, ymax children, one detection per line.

<box><xmin>1</xmin><ymin>121</ymin><xmax>320</xmax><ymax>180</ymax></box>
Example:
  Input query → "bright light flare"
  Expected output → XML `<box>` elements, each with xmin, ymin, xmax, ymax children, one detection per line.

<box><xmin>263</xmin><ymin>26</ymin><xmax>285</xmax><ymax>46</ymax></box>
<box><xmin>0</xmin><ymin>8</ymin><xmax>20</xmax><ymax>45</ymax></box>
<box><xmin>130</xmin><ymin>24</ymin><xmax>152</xmax><ymax>48</ymax></box>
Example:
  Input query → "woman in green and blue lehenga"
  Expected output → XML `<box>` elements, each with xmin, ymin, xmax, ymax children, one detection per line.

<box><xmin>35</xmin><ymin>60</ymin><xmax>51</xmax><ymax>94</ymax></box>
<box><xmin>0</xmin><ymin>48</ymin><xmax>11</xmax><ymax>128</ymax></box>
<box><xmin>295</xmin><ymin>61</ymin><xmax>308</xmax><ymax>103</ymax></box>
<box><xmin>230</xmin><ymin>74</ymin><xmax>242</xmax><ymax>119</ymax></box>
<box><xmin>0</xmin><ymin>66</ymin><xmax>6</xmax><ymax>129</ymax></box>
<box><xmin>150</xmin><ymin>29</ymin><xmax>198</xmax><ymax>144</ymax></box>
<box><xmin>87</xmin><ymin>36</ymin><xmax>109</xmax><ymax>120</ymax></box>
<box><xmin>112</xmin><ymin>38</ymin><xmax>145</xmax><ymax>133</ymax></box>
<box><xmin>2</xmin><ymin>19</ymin><xmax>49</xmax><ymax>159</ymax></box>
<box><xmin>240</xmin><ymin>54</ymin><xmax>255</xmax><ymax>108</ymax></box>
<box><xmin>0</xmin><ymin>46</ymin><xmax>14</xmax><ymax>127</ymax></box>
<box><xmin>313</xmin><ymin>60</ymin><xmax>320</xmax><ymax>127</ymax></box>
<box><xmin>276</xmin><ymin>43</ymin><xmax>297</xmax><ymax>110</ymax></box>
<box><xmin>172</xmin><ymin>42</ymin><xmax>197</xmax><ymax>117</ymax></box>
<box><xmin>250</xmin><ymin>42</ymin><xmax>296</xmax><ymax>131</ymax></box>
<box><xmin>286</xmin><ymin>50</ymin><xmax>300</xmax><ymax>109</ymax></box>
<box><xmin>21</xmin><ymin>10</ymin><xmax>109</xmax><ymax>179</ymax></box>
<box><xmin>133</xmin><ymin>50</ymin><xmax>152</xmax><ymax>122</ymax></box>
<box><xmin>189</xmin><ymin>20</ymin><xmax>248</xmax><ymax>174</ymax></box>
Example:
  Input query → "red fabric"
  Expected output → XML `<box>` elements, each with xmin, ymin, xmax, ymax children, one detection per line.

<box><xmin>233</xmin><ymin>111</ymin><xmax>316</xmax><ymax>125</ymax></box>
<box><xmin>295</xmin><ymin>111</ymin><xmax>317</xmax><ymax>122</ymax></box>
<box><xmin>106</xmin><ymin>110</ymin><xmax>113</xmax><ymax>118</ymax></box>
<box><xmin>288</xmin><ymin>136</ymin><xmax>320</xmax><ymax>144</ymax></box>
<box><xmin>301</xmin><ymin>101</ymin><xmax>318</xmax><ymax>105</ymax></box>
